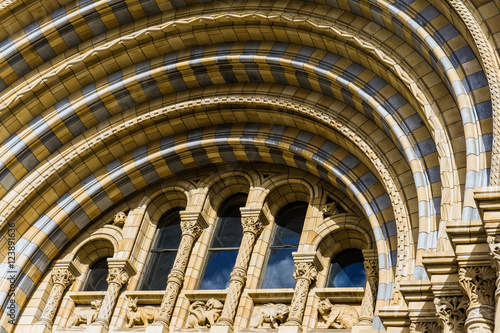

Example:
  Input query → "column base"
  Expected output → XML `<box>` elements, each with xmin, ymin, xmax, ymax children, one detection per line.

<box><xmin>210</xmin><ymin>324</ymin><xmax>233</xmax><ymax>333</ymax></box>
<box><xmin>278</xmin><ymin>325</ymin><xmax>302</xmax><ymax>333</ymax></box>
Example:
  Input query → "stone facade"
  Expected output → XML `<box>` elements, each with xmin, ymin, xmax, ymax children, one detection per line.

<box><xmin>1</xmin><ymin>1</ymin><xmax>500</xmax><ymax>333</ymax></box>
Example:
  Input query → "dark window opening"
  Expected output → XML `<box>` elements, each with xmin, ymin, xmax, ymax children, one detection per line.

<box><xmin>83</xmin><ymin>257</ymin><xmax>109</xmax><ymax>291</ymax></box>
<box><xmin>327</xmin><ymin>249</ymin><xmax>366</xmax><ymax>287</ymax></box>
<box><xmin>140</xmin><ymin>207</ymin><xmax>183</xmax><ymax>290</ymax></box>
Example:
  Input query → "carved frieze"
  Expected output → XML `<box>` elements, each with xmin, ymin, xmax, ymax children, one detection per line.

<box><xmin>125</xmin><ymin>297</ymin><xmax>159</xmax><ymax>328</ymax></box>
<box><xmin>250</xmin><ymin>303</ymin><xmax>290</xmax><ymax>329</ymax></box>
<box><xmin>186</xmin><ymin>298</ymin><xmax>224</xmax><ymax>328</ymax></box>
<box><xmin>317</xmin><ymin>299</ymin><xmax>359</xmax><ymax>329</ymax></box>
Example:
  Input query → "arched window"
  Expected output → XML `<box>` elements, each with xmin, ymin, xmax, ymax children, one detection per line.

<box><xmin>261</xmin><ymin>201</ymin><xmax>307</xmax><ymax>289</ymax></box>
<box><xmin>82</xmin><ymin>257</ymin><xmax>109</xmax><ymax>291</ymax></box>
<box><xmin>327</xmin><ymin>249</ymin><xmax>366</xmax><ymax>287</ymax></box>
<box><xmin>140</xmin><ymin>208</ymin><xmax>183</xmax><ymax>290</ymax></box>
<box><xmin>200</xmin><ymin>193</ymin><xmax>247</xmax><ymax>289</ymax></box>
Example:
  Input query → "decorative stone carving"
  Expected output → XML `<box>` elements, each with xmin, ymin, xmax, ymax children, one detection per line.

<box><xmin>67</xmin><ymin>300</ymin><xmax>102</xmax><ymax>328</ymax></box>
<box><xmin>322</xmin><ymin>202</ymin><xmax>340</xmax><ymax>216</ymax></box>
<box><xmin>359</xmin><ymin>258</ymin><xmax>378</xmax><ymax>325</ymax></box>
<box><xmin>216</xmin><ymin>209</ymin><xmax>268</xmax><ymax>327</ymax></box>
<box><xmin>317</xmin><ymin>299</ymin><xmax>359</xmax><ymax>329</ymax></box>
<box><xmin>110</xmin><ymin>212</ymin><xmax>126</xmax><ymax>228</ymax></box>
<box><xmin>285</xmin><ymin>257</ymin><xmax>321</xmax><ymax>326</ymax></box>
<box><xmin>92</xmin><ymin>260</ymin><xmax>135</xmax><ymax>328</ymax></box>
<box><xmin>292</xmin><ymin>262</ymin><xmax>318</xmax><ymax>282</ymax></box>
<box><xmin>458</xmin><ymin>266</ymin><xmax>496</xmax><ymax>307</ymax></box>
<box><xmin>37</xmin><ymin>267</ymin><xmax>76</xmax><ymax>327</ymax></box>
<box><xmin>409</xmin><ymin>322</ymin><xmax>441</xmax><ymax>333</ymax></box>
<box><xmin>186</xmin><ymin>298</ymin><xmax>224</xmax><ymax>328</ymax></box>
<box><xmin>250</xmin><ymin>303</ymin><xmax>290</xmax><ymax>329</ymax></box>
<box><xmin>125</xmin><ymin>297</ymin><xmax>159</xmax><ymax>328</ymax></box>
<box><xmin>434</xmin><ymin>296</ymin><xmax>467</xmax><ymax>333</ymax></box>
<box><xmin>241</xmin><ymin>215</ymin><xmax>265</xmax><ymax>235</ymax></box>
<box><xmin>180</xmin><ymin>218</ymin><xmax>203</xmax><ymax>238</ymax></box>
<box><xmin>154</xmin><ymin>213</ymin><xmax>208</xmax><ymax>327</ymax></box>
<box><xmin>458</xmin><ymin>266</ymin><xmax>495</xmax><ymax>332</ymax></box>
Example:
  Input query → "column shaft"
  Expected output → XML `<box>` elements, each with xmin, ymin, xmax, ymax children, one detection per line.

<box><xmin>155</xmin><ymin>234</ymin><xmax>196</xmax><ymax>325</ymax></box>
<box><xmin>217</xmin><ymin>231</ymin><xmax>257</xmax><ymax>325</ymax></box>
<box><xmin>37</xmin><ymin>267</ymin><xmax>76</xmax><ymax>328</ymax></box>
<box><xmin>93</xmin><ymin>267</ymin><xmax>130</xmax><ymax>328</ymax></box>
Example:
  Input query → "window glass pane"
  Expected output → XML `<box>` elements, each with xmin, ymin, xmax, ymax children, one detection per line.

<box><xmin>327</xmin><ymin>249</ymin><xmax>366</xmax><ymax>287</ymax></box>
<box><xmin>261</xmin><ymin>202</ymin><xmax>307</xmax><ymax>289</ymax></box>
<box><xmin>140</xmin><ymin>208</ymin><xmax>182</xmax><ymax>290</ymax></box>
<box><xmin>200</xmin><ymin>193</ymin><xmax>247</xmax><ymax>289</ymax></box>
<box><xmin>261</xmin><ymin>248</ymin><xmax>296</xmax><ymax>288</ymax></box>
<box><xmin>154</xmin><ymin>209</ymin><xmax>182</xmax><ymax>249</ymax></box>
<box><xmin>140</xmin><ymin>252</ymin><xmax>177</xmax><ymax>290</ymax></box>
<box><xmin>273</xmin><ymin>203</ymin><xmax>307</xmax><ymax>245</ymax></box>
<box><xmin>200</xmin><ymin>250</ymin><xmax>238</xmax><ymax>289</ymax></box>
<box><xmin>83</xmin><ymin>258</ymin><xmax>109</xmax><ymax>291</ymax></box>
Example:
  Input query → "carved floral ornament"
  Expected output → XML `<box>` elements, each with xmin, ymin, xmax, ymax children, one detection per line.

<box><xmin>458</xmin><ymin>266</ymin><xmax>496</xmax><ymax>306</ymax></box>
<box><xmin>180</xmin><ymin>218</ymin><xmax>204</xmax><ymax>238</ymax></box>
<box><xmin>106</xmin><ymin>267</ymin><xmax>130</xmax><ymax>286</ymax></box>
<box><xmin>487</xmin><ymin>236</ymin><xmax>500</xmax><ymax>270</ymax></box>
<box><xmin>241</xmin><ymin>216</ymin><xmax>265</xmax><ymax>235</ymax></box>
<box><xmin>409</xmin><ymin>322</ymin><xmax>441</xmax><ymax>333</ymax></box>
<box><xmin>292</xmin><ymin>262</ymin><xmax>318</xmax><ymax>282</ymax></box>
<box><xmin>434</xmin><ymin>296</ymin><xmax>467</xmax><ymax>333</ymax></box>
<box><xmin>52</xmin><ymin>268</ymin><xmax>75</xmax><ymax>288</ymax></box>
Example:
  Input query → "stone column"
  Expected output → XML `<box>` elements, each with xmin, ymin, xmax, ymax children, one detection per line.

<box><xmin>358</xmin><ymin>253</ymin><xmax>378</xmax><ymax>326</ymax></box>
<box><xmin>435</xmin><ymin>296</ymin><xmax>468</xmax><ymax>333</ymax></box>
<box><xmin>216</xmin><ymin>208</ymin><xmax>268</xmax><ymax>327</ymax></box>
<box><xmin>89</xmin><ymin>259</ymin><xmax>136</xmax><ymax>332</ymax></box>
<box><xmin>152</xmin><ymin>212</ymin><xmax>207</xmax><ymax>330</ymax></box>
<box><xmin>282</xmin><ymin>252</ymin><xmax>322</xmax><ymax>332</ymax></box>
<box><xmin>458</xmin><ymin>266</ymin><xmax>496</xmax><ymax>332</ymax></box>
<box><xmin>35</xmin><ymin>261</ymin><xmax>79</xmax><ymax>331</ymax></box>
<box><xmin>487</xmin><ymin>236</ymin><xmax>500</xmax><ymax>333</ymax></box>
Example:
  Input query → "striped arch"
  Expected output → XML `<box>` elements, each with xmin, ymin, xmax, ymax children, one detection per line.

<box><xmin>0</xmin><ymin>0</ymin><xmax>496</xmax><ymax>332</ymax></box>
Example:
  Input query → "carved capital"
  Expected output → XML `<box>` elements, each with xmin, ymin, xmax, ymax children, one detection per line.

<box><xmin>434</xmin><ymin>296</ymin><xmax>467</xmax><ymax>333</ymax></box>
<box><xmin>292</xmin><ymin>262</ymin><xmax>318</xmax><ymax>282</ymax></box>
<box><xmin>241</xmin><ymin>216</ymin><xmax>265</xmax><ymax>235</ymax></box>
<box><xmin>409</xmin><ymin>322</ymin><xmax>441</xmax><ymax>333</ymax></box>
<box><xmin>180</xmin><ymin>219</ymin><xmax>203</xmax><ymax>238</ymax></box>
<box><xmin>52</xmin><ymin>268</ymin><xmax>75</xmax><ymax>288</ymax></box>
<box><xmin>107</xmin><ymin>267</ymin><xmax>130</xmax><ymax>287</ymax></box>
<box><xmin>458</xmin><ymin>266</ymin><xmax>496</xmax><ymax>306</ymax></box>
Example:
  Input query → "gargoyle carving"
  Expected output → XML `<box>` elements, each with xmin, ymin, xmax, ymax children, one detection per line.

<box><xmin>250</xmin><ymin>303</ymin><xmax>290</xmax><ymax>329</ymax></box>
<box><xmin>186</xmin><ymin>298</ymin><xmax>224</xmax><ymax>328</ymax></box>
<box><xmin>125</xmin><ymin>297</ymin><xmax>159</xmax><ymax>328</ymax></box>
<box><xmin>317</xmin><ymin>299</ymin><xmax>359</xmax><ymax>329</ymax></box>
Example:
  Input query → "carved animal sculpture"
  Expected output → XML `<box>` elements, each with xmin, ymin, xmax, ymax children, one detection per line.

<box><xmin>67</xmin><ymin>300</ymin><xmax>102</xmax><ymax>328</ymax></box>
<box><xmin>186</xmin><ymin>298</ymin><xmax>224</xmax><ymax>328</ymax></box>
<box><xmin>125</xmin><ymin>297</ymin><xmax>159</xmax><ymax>328</ymax></box>
<box><xmin>317</xmin><ymin>299</ymin><xmax>359</xmax><ymax>329</ymax></box>
<box><xmin>250</xmin><ymin>303</ymin><xmax>290</xmax><ymax>329</ymax></box>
